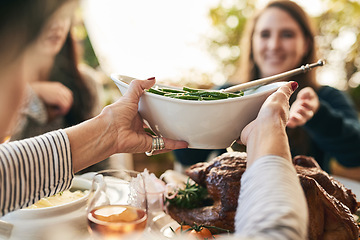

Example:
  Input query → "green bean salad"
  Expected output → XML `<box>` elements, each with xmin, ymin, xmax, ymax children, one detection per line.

<box><xmin>146</xmin><ymin>86</ymin><xmax>244</xmax><ymax>101</ymax></box>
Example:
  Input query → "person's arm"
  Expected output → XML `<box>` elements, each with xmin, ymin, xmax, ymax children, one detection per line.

<box><xmin>235</xmin><ymin>81</ymin><xmax>308</xmax><ymax>240</ymax></box>
<box><xmin>235</xmin><ymin>156</ymin><xmax>308</xmax><ymax>240</ymax></box>
<box><xmin>0</xmin><ymin>78</ymin><xmax>187</xmax><ymax>216</ymax></box>
<box><xmin>239</xmin><ymin>82</ymin><xmax>296</xmax><ymax>166</ymax></box>
<box><xmin>66</xmin><ymin>78</ymin><xmax>188</xmax><ymax>172</ymax></box>
<box><xmin>30</xmin><ymin>81</ymin><xmax>74</xmax><ymax>117</ymax></box>
<box><xmin>0</xmin><ymin>130</ymin><xmax>73</xmax><ymax>216</ymax></box>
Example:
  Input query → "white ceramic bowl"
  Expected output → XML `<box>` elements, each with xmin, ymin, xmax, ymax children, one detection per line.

<box><xmin>0</xmin><ymin>176</ymin><xmax>92</xmax><ymax>240</ymax></box>
<box><xmin>111</xmin><ymin>74</ymin><xmax>287</xmax><ymax>149</ymax></box>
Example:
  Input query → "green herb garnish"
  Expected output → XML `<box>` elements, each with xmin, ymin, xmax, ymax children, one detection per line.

<box><xmin>166</xmin><ymin>178</ymin><xmax>208</xmax><ymax>209</ymax></box>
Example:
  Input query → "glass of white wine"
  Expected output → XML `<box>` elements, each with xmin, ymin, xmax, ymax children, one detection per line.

<box><xmin>87</xmin><ymin>170</ymin><xmax>148</xmax><ymax>240</ymax></box>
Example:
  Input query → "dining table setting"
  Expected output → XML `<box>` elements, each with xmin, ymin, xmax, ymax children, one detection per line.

<box><xmin>1</xmin><ymin>153</ymin><xmax>360</xmax><ymax>240</ymax></box>
<box><xmin>1</xmin><ymin>62</ymin><xmax>360</xmax><ymax>240</ymax></box>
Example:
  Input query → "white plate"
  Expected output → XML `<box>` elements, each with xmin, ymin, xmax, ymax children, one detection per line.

<box><xmin>0</xmin><ymin>176</ymin><xmax>92</xmax><ymax>240</ymax></box>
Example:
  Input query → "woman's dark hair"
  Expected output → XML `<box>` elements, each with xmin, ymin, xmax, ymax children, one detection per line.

<box><xmin>51</xmin><ymin>32</ymin><xmax>95</xmax><ymax>126</ymax></box>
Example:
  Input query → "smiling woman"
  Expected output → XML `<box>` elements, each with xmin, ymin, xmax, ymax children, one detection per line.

<box><xmin>172</xmin><ymin>0</ymin><xmax>360</xmax><ymax>180</ymax></box>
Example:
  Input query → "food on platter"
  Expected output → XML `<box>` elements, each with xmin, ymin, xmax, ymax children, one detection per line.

<box><xmin>165</xmin><ymin>152</ymin><xmax>359</xmax><ymax>239</ymax></box>
<box><xmin>293</xmin><ymin>155</ymin><xmax>358</xmax><ymax>239</ymax></box>
<box><xmin>146</xmin><ymin>86</ymin><xmax>244</xmax><ymax>101</ymax></box>
<box><xmin>166</xmin><ymin>152</ymin><xmax>247</xmax><ymax>233</ymax></box>
<box><xmin>27</xmin><ymin>189</ymin><xmax>88</xmax><ymax>209</ymax></box>
<box><xmin>165</xmin><ymin>179</ymin><xmax>208</xmax><ymax>209</ymax></box>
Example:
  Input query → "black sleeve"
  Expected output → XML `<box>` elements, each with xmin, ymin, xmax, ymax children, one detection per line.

<box><xmin>304</xmin><ymin>86</ymin><xmax>360</xmax><ymax>167</ymax></box>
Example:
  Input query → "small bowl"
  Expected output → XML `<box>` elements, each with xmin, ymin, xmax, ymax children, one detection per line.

<box><xmin>111</xmin><ymin>74</ymin><xmax>287</xmax><ymax>149</ymax></box>
<box><xmin>0</xmin><ymin>176</ymin><xmax>91</xmax><ymax>240</ymax></box>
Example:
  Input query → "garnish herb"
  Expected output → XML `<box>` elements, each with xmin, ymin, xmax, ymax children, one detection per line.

<box><xmin>166</xmin><ymin>178</ymin><xmax>208</xmax><ymax>209</ymax></box>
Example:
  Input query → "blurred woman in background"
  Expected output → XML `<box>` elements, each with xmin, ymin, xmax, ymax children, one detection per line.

<box><xmin>0</xmin><ymin>0</ymin><xmax>187</xmax><ymax>216</ymax></box>
<box><xmin>11</xmin><ymin>4</ymin><xmax>100</xmax><ymax>140</ymax></box>
<box><xmin>174</xmin><ymin>0</ymin><xmax>360</xmax><ymax>179</ymax></box>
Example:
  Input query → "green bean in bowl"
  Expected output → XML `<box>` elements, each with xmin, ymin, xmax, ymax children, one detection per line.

<box><xmin>146</xmin><ymin>87</ymin><xmax>244</xmax><ymax>101</ymax></box>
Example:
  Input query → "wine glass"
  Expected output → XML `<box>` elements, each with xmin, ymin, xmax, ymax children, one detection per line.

<box><xmin>87</xmin><ymin>170</ymin><xmax>148</xmax><ymax>240</ymax></box>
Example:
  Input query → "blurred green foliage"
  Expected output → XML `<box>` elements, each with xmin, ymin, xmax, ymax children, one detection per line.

<box><xmin>73</xmin><ymin>8</ymin><xmax>99</xmax><ymax>69</ymax></box>
<box><xmin>207</xmin><ymin>0</ymin><xmax>360</xmax><ymax>110</ymax></box>
<box><xmin>82</xmin><ymin>34</ymin><xmax>100</xmax><ymax>68</ymax></box>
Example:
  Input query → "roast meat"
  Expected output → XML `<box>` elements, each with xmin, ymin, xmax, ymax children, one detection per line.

<box><xmin>167</xmin><ymin>152</ymin><xmax>359</xmax><ymax>239</ymax></box>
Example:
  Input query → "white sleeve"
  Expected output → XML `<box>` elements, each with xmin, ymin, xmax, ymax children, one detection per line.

<box><xmin>0</xmin><ymin>130</ymin><xmax>73</xmax><ymax>216</ymax></box>
<box><xmin>234</xmin><ymin>155</ymin><xmax>308</xmax><ymax>240</ymax></box>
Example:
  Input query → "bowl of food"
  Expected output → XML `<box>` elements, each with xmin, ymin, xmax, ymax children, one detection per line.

<box><xmin>0</xmin><ymin>176</ymin><xmax>91</xmax><ymax>240</ymax></box>
<box><xmin>111</xmin><ymin>74</ymin><xmax>287</xmax><ymax>149</ymax></box>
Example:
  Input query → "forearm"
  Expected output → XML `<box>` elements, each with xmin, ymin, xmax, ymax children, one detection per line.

<box><xmin>246</xmin><ymin>121</ymin><xmax>291</xmax><ymax>167</ymax></box>
<box><xmin>235</xmin><ymin>156</ymin><xmax>308</xmax><ymax>240</ymax></box>
<box><xmin>65</xmin><ymin>109</ymin><xmax>117</xmax><ymax>172</ymax></box>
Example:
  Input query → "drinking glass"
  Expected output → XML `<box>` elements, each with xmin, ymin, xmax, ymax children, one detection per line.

<box><xmin>87</xmin><ymin>170</ymin><xmax>148</xmax><ymax>240</ymax></box>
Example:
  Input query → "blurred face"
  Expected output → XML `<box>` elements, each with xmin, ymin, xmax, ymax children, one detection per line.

<box><xmin>252</xmin><ymin>7</ymin><xmax>308</xmax><ymax>78</ymax></box>
<box><xmin>32</xmin><ymin>1</ymin><xmax>76</xmax><ymax>56</ymax></box>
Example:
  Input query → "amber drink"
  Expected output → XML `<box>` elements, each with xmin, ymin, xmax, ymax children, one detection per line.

<box><xmin>87</xmin><ymin>170</ymin><xmax>148</xmax><ymax>240</ymax></box>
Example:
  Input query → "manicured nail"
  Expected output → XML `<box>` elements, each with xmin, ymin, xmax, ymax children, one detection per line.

<box><xmin>147</xmin><ymin>77</ymin><xmax>155</xmax><ymax>80</ymax></box>
<box><xmin>291</xmin><ymin>81</ymin><xmax>298</xmax><ymax>91</ymax></box>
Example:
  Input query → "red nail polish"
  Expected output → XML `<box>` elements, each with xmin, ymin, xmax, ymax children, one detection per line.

<box><xmin>291</xmin><ymin>82</ymin><xmax>298</xmax><ymax>91</ymax></box>
<box><xmin>147</xmin><ymin>77</ymin><xmax>155</xmax><ymax>80</ymax></box>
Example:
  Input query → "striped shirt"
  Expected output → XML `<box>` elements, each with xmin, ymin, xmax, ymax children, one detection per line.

<box><xmin>0</xmin><ymin>130</ymin><xmax>73</xmax><ymax>216</ymax></box>
<box><xmin>234</xmin><ymin>155</ymin><xmax>308</xmax><ymax>240</ymax></box>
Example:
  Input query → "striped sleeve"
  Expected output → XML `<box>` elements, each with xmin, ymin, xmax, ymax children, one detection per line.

<box><xmin>0</xmin><ymin>130</ymin><xmax>73</xmax><ymax>216</ymax></box>
<box><xmin>234</xmin><ymin>155</ymin><xmax>308</xmax><ymax>240</ymax></box>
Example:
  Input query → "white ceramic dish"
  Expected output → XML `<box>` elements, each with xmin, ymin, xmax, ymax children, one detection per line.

<box><xmin>0</xmin><ymin>176</ymin><xmax>91</xmax><ymax>240</ymax></box>
<box><xmin>111</xmin><ymin>74</ymin><xmax>287</xmax><ymax>149</ymax></box>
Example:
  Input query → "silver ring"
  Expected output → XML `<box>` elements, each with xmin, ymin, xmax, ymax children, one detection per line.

<box><xmin>145</xmin><ymin>136</ymin><xmax>165</xmax><ymax>156</ymax></box>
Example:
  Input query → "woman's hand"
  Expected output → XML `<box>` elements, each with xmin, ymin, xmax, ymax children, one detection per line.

<box><xmin>287</xmin><ymin>87</ymin><xmax>320</xmax><ymax>128</ymax></box>
<box><xmin>100</xmin><ymin>78</ymin><xmax>188</xmax><ymax>155</ymax></box>
<box><xmin>67</xmin><ymin>77</ymin><xmax>188</xmax><ymax>172</ymax></box>
<box><xmin>238</xmin><ymin>81</ymin><xmax>297</xmax><ymax>166</ymax></box>
<box><xmin>31</xmin><ymin>81</ymin><xmax>73</xmax><ymax>116</ymax></box>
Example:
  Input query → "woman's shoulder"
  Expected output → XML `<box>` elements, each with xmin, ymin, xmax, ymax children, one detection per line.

<box><xmin>317</xmin><ymin>85</ymin><xmax>358</xmax><ymax>114</ymax></box>
<box><xmin>317</xmin><ymin>85</ymin><xmax>349</xmax><ymax>100</ymax></box>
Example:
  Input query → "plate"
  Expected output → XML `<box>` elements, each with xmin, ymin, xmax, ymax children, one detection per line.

<box><xmin>0</xmin><ymin>176</ymin><xmax>91</xmax><ymax>240</ymax></box>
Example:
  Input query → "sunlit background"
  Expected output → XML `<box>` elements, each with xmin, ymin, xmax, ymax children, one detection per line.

<box><xmin>70</xmin><ymin>0</ymin><xmax>360</xmax><ymax>174</ymax></box>
<box><xmin>80</xmin><ymin>0</ymin><xmax>360</xmax><ymax>107</ymax></box>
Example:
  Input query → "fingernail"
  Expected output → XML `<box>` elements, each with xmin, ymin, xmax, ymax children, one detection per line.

<box><xmin>291</xmin><ymin>81</ymin><xmax>298</xmax><ymax>91</ymax></box>
<box><xmin>147</xmin><ymin>77</ymin><xmax>155</xmax><ymax>80</ymax></box>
